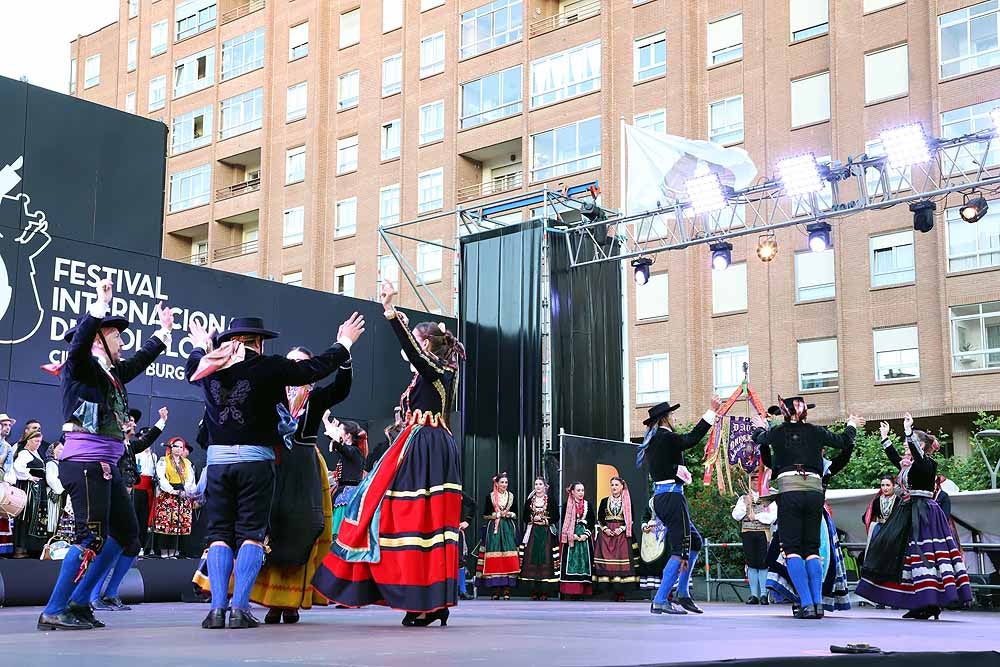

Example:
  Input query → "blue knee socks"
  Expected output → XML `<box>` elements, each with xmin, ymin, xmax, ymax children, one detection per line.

<box><xmin>207</xmin><ymin>544</ymin><xmax>234</xmax><ymax>610</ymax></box>
<box><xmin>70</xmin><ymin>537</ymin><xmax>124</xmax><ymax>606</ymax></box>
<box><xmin>653</xmin><ymin>557</ymin><xmax>682</xmax><ymax>605</ymax></box>
<box><xmin>101</xmin><ymin>554</ymin><xmax>137</xmax><ymax>600</ymax></box>
<box><xmin>43</xmin><ymin>546</ymin><xmax>85</xmax><ymax>615</ymax></box>
<box><xmin>676</xmin><ymin>551</ymin><xmax>698</xmax><ymax>599</ymax></box>
<box><xmin>785</xmin><ymin>556</ymin><xmax>813</xmax><ymax>607</ymax></box>
<box><xmin>231</xmin><ymin>543</ymin><xmax>265</xmax><ymax>611</ymax></box>
<box><xmin>806</xmin><ymin>557</ymin><xmax>823</xmax><ymax>607</ymax></box>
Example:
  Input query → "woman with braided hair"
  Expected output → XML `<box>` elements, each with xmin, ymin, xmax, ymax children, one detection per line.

<box><xmin>593</xmin><ymin>477</ymin><xmax>638</xmax><ymax>601</ymax></box>
<box><xmin>559</xmin><ymin>481</ymin><xmax>595</xmax><ymax>599</ymax></box>
<box><xmin>475</xmin><ymin>472</ymin><xmax>520</xmax><ymax>599</ymax></box>
<box><xmin>326</xmin><ymin>418</ymin><xmax>367</xmax><ymax>540</ymax></box>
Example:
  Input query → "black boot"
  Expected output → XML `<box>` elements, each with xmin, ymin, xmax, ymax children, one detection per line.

<box><xmin>67</xmin><ymin>601</ymin><xmax>105</xmax><ymax>628</ymax></box>
<box><xmin>202</xmin><ymin>608</ymin><xmax>227</xmax><ymax>629</ymax></box>
<box><xmin>228</xmin><ymin>608</ymin><xmax>261</xmax><ymax>629</ymax></box>
<box><xmin>676</xmin><ymin>597</ymin><xmax>704</xmax><ymax>614</ymax></box>
<box><xmin>264</xmin><ymin>608</ymin><xmax>282</xmax><ymax>624</ymax></box>
<box><xmin>37</xmin><ymin>611</ymin><xmax>93</xmax><ymax>631</ymax></box>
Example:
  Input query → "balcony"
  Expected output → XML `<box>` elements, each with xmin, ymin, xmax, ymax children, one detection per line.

<box><xmin>214</xmin><ymin>239</ymin><xmax>258</xmax><ymax>261</ymax></box>
<box><xmin>457</xmin><ymin>171</ymin><xmax>524</xmax><ymax>203</ymax></box>
<box><xmin>180</xmin><ymin>251</ymin><xmax>209</xmax><ymax>266</ymax></box>
<box><xmin>216</xmin><ymin>176</ymin><xmax>260</xmax><ymax>201</ymax></box>
<box><xmin>221</xmin><ymin>0</ymin><xmax>265</xmax><ymax>25</ymax></box>
<box><xmin>529</xmin><ymin>0</ymin><xmax>600</xmax><ymax>38</ymax></box>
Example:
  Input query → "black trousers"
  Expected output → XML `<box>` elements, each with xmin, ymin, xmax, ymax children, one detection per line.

<box><xmin>653</xmin><ymin>492</ymin><xmax>701</xmax><ymax>560</ymax></box>
<box><xmin>132</xmin><ymin>488</ymin><xmax>151</xmax><ymax>550</ymax></box>
<box><xmin>60</xmin><ymin>460</ymin><xmax>140</xmax><ymax>556</ymax></box>
<box><xmin>204</xmin><ymin>461</ymin><xmax>275</xmax><ymax>550</ymax></box>
<box><xmin>777</xmin><ymin>490</ymin><xmax>824</xmax><ymax>558</ymax></box>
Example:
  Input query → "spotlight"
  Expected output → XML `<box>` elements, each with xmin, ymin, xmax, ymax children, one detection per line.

<box><xmin>756</xmin><ymin>234</ymin><xmax>778</xmax><ymax>262</ymax></box>
<box><xmin>909</xmin><ymin>200</ymin><xmax>936</xmax><ymax>233</ymax></box>
<box><xmin>806</xmin><ymin>222</ymin><xmax>832</xmax><ymax>253</ymax></box>
<box><xmin>960</xmin><ymin>194</ymin><xmax>989</xmax><ymax>223</ymax></box>
<box><xmin>686</xmin><ymin>173</ymin><xmax>727</xmax><ymax>214</ymax></box>
<box><xmin>879</xmin><ymin>123</ymin><xmax>931</xmax><ymax>169</ymax></box>
<box><xmin>710</xmin><ymin>241</ymin><xmax>733</xmax><ymax>271</ymax></box>
<box><xmin>777</xmin><ymin>153</ymin><xmax>823</xmax><ymax>197</ymax></box>
<box><xmin>632</xmin><ymin>257</ymin><xmax>653</xmax><ymax>285</ymax></box>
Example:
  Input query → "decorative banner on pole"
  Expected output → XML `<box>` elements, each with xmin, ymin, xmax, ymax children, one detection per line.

<box><xmin>726</xmin><ymin>416</ymin><xmax>760</xmax><ymax>473</ymax></box>
<box><xmin>702</xmin><ymin>383</ymin><xmax>769</xmax><ymax>495</ymax></box>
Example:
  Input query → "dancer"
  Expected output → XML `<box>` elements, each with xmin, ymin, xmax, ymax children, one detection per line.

<box><xmin>38</xmin><ymin>278</ymin><xmax>172</xmax><ymax>631</ymax></box>
<box><xmin>751</xmin><ymin>396</ymin><xmax>859</xmax><ymax>620</ymax></box>
<box><xmin>10</xmin><ymin>430</ymin><xmax>50</xmax><ymax>558</ymax></box>
<box><xmin>559</xmin><ymin>482</ymin><xmax>594</xmax><ymax>599</ymax></box>
<box><xmin>187</xmin><ymin>312</ymin><xmax>363</xmax><ymax>630</ymax></box>
<box><xmin>312</xmin><ymin>281</ymin><xmax>464</xmax><ymax>628</ymax></box>
<box><xmin>518</xmin><ymin>477</ymin><xmax>560</xmax><ymax>600</ymax></box>
<box><xmin>731</xmin><ymin>472</ymin><xmax>776</xmax><ymax>605</ymax></box>
<box><xmin>328</xmin><ymin>418</ymin><xmax>367</xmax><ymax>540</ymax></box>
<box><xmin>638</xmin><ymin>397</ymin><xmax>720</xmax><ymax>615</ymax></box>
<box><xmin>863</xmin><ymin>473</ymin><xmax>900</xmax><ymax>554</ymax></box>
<box><xmin>856</xmin><ymin>414</ymin><xmax>973</xmax><ymax>619</ymax></box>
<box><xmin>151</xmin><ymin>437</ymin><xmax>197</xmax><ymax>558</ymax></box>
<box><xmin>459</xmin><ymin>492</ymin><xmax>477</xmax><ymax>599</ymax></box>
<box><xmin>593</xmin><ymin>477</ymin><xmax>638</xmax><ymax>601</ymax></box>
<box><xmin>476</xmin><ymin>472</ymin><xmax>520</xmax><ymax>599</ymax></box>
<box><xmin>638</xmin><ymin>498</ymin><xmax>668</xmax><ymax>594</ymax></box>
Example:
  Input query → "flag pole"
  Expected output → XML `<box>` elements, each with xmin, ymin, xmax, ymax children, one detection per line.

<box><xmin>619</xmin><ymin>116</ymin><xmax>631</xmax><ymax>443</ymax></box>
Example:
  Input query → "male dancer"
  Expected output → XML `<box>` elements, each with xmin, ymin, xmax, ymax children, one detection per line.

<box><xmin>186</xmin><ymin>312</ymin><xmax>364</xmax><ymax>629</ymax></box>
<box><xmin>637</xmin><ymin>395</ymin><xmax>722</xmax><ymax>615</ymax></box>
<box><xmin>38</xmin><ymin>279</ymin><xmax>172</xmax><ymax>630</ymax></box>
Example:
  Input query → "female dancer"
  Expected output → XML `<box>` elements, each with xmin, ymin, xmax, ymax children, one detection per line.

<box><xmin>593</xmin><ymin>477</ymin><xmax>638</xmax><ymax>601</ymax></box>
<box><xmin>518</xmin><ymin>477</ymin><xmax>560</xmax><ymax>600</ymax></box>
<box><xmin>328</xmin><ymin>419</ymin><xmax>367</xmax><ymax>540</ymax></box>
<box><xmin>856</xmin><ymin>414</ymin><xmax>973</xmax><ymax>619</ymax></box>
<box><xmin>863</xmin><ymin>473</ymin><xmax>900</xmax><ymax>554</ymax></box>
<box><xmin>152</xmin><ymin>437</ymin><xmax>196</xmax><ymax>558</ymax></box>
<box><xmin>312</xmin><ymin>281</ymin><xmax>464</xmax><ymax>628</ymax></box>
<box><xmin>476</xmin><ymin>472</ymin><xmax>520</xmax><ymax>599</ymax></box>
<box><xmin>11</xmin><ymin>430</ymin><xmax>50</xmax><ymax>558</ymax></box>
<box><xmin>559</xmin><ymin>482</ymin><xmax>594</xmax><ymax>599</ymax></box>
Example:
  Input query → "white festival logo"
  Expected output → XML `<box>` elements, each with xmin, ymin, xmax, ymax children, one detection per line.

<box><xmin>0</xmin><ymin>156</ymin><xmax>53</xmax><ymax>344</ymax></box>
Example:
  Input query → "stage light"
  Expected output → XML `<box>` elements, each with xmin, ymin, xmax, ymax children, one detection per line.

<box><xmin>632</xmin><ymin>257</ymin><xmax>653</xmax><ymax>285</ymax></box>
<box><xmin>756</xmin><ymin>234</ymin><xmax>778</xmax><ymax>262</ymax></box>
<box><xmin>909</xmin><ymin>200</ymin><xmax>936</xmax><ymax>233</ymax></box>
<box><xmin>710</xmin><ymin>241</ymin><xmax>733</xmax><ymax>271</ymax></box>
<box><xmin>960</xmin><ymin>194</ymin><xmax>989</xmax><ymax>223</ymax></box>
<box><xmin>879</xmin><ymin>123</ymin><xmax>931</xmax><ymax>169</ymax></box>
<box><xmin>776</xmin><ymin>153</ymin><xmax>824</xmax><ymax>197</ymax></box>
<box><xmin>686</xmin><ymin>173</ymin><xmax>727</xmax><ymax>215</ymax></box>
<box><xmin>806</xmin><ymin>222</ymin><xmax>832</xmax><ymax>253</ymax></box>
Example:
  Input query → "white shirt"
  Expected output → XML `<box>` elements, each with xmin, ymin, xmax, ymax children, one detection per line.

<box><xmin>136</xmin><ymin>449</ymin><xmax>157</xmax><ymax>477</ymax></box>
<box><xmin>155</xmin><ymin>456</ymin><xmax>196</xmax><ymax>494</ymax></box>
<box><xmin>45</xmin><ymin>460</ymin><xmax>64</xmax><ymax>495</ymax></box>
<box><xmin>731</xmin><ymin>492</ymin><xmax>777</xmax><ymax>524</ymax></box>
<box><xmin>12</xmin><ymin>448</ymin><xmax>43</xmax><ymax>481</ymax></box>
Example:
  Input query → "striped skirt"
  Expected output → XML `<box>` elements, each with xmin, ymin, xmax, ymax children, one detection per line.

<box><xmin>766</xmin><ymin>508</ymin><xmax>851</xmax><ymax>611</ymax></box>
<box><xmin>475</xmin><ymin>517</ymin><xmax>521</xmax><ymax>589</ymax></box>
<box><xmin>593</xmin><ymin>521</ymin><xmax>638</xmax><ymax>592</ymax></box>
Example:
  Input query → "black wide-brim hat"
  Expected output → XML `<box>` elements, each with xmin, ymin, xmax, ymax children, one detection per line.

<box><xmin>63</xmin><ymin>316</ymin><xmax>131</xmax><ymax>343</ymax></box>
<box><xmin>128</xmin><ymin>408</ymin><xmax>142</xmax><ymax>422</ymax></box>
<box><xmin>766</xmin><ymin>397</ymin><xmax>815</xmax><ymax>416</ymax></box>
<box><xmin>217</xmin><ymin>316</ymin><xmax>279</xmax><ymax>344</ymax></box>
<box><xmin>643</xmin><ymin>402</ymin><xmax>681</xmax><ymax>427</ymax></box>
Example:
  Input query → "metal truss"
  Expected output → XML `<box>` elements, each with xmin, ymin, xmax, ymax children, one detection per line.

<box><xmin>561</xmin><ymin>128</ymin><xmax>1000</xmax><ymax>268</ymax></box>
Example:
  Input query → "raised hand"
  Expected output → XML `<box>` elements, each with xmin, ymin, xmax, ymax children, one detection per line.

<box><xmin>96</xmin><ymin>278</ymin><xmax>113</xmax><ymax>305</ymax></box>
<box><xmin>159</xmin><ymin>406</ymin><xmax>169</xmax><ymax>423</ymax></box>
<box><xmin>339</xmin><ymin>312</ymin><xmax>365</xmax><ymax>344</ymax></box>
<box><xmin>848</xmin><ymin>414</ymin><xmax>865</xmax><ymax>428</ymax></box>
<box><xmin>710</xmin><ymin>394</ymin><xmax>723</xmax><ymax>412</ymax></box>
<box><xmin>189</xmin><ymin>320</ymin><xmax>212</xmax><ymax>350</ymax></box>
<box><xmin>380</xmin><ymin>280</ymin><xmax>398</xmax><ymax>310</ymax></box>
<box><xmin>750</xmin><ymin>414</ymin><xmax>769</xmax><ymax>431</ymax></box>
<box><xmin>880</xmin><ymin>421</ymin><xmax>891</xmax><ymax>440</ymax></box>
<box><xmin>156</xmin><ymin>302</ymin><xmax>174</xmax><ymax>332</ymax></box>
<box><xmin>903</xmin><ymin>412</ymin><xmax>914</xmax><ymax>434</ymax></box>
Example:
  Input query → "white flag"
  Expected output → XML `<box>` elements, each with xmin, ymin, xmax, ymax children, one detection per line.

<box><xmin>624</xmin><ymin>125</ymin><xmax>757</xmax><ymax>215</ymax></box>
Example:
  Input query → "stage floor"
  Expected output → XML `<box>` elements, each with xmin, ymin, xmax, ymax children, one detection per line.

<box><xmin>1</xmin><ymin>600</ymin><xmax>996</xmax><ymax>666</ymax></box>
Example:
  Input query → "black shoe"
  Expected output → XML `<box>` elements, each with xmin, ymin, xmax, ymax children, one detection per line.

<box><xmin>811</xmin><ymin>604</ymin><xmax>824</xmax><ymax>619</ymax></box>
<box><xmin>676</xmin><ymin>597</ymin><xmax>704</xmax><ymax>614</ymax></box>
<box><xmin>67</xmin><ymin>601</ymin><xmax>105</xmax><ymax>628</ymax></box>
<box><xmin>102</xmin><ymin>596</ymin><xmax>132</xmax><ymax>611</ymax></box>
<box><xmin>791</xmin><ymin>604</ymin><xmax>801</xmax><ymax>617</ymax></box>
<box><xmin>202</xmin><ymin>608</ymin><xmax>227</xmax><ymax>629</ymax></box>
<box><xmin>796</xmin><ymin>605</ymin><xmax>818</xmax><ymax>620</ymax></box>
<box><xmin>37</xmin><ymin>611</ymin><xmax>93</xmax><ymax>631</ymax></box>
<box><xmin>90</xmin><ymin>598</ymin><xmax>116</xmax><ymax>612</ymax></box>
<box><xmin>760</xmin><ymin>597</ymin><xmax>769</xmax><ymax>606</ymax></box>
<box><xmin>228</xmin><ymin>608</ymin><xmax>260</xmax><ymax>629</ymax></box>
<box><xmin>660</xmin><ymin>602</ymin><xmax>688</xmax><ymax>615</ymax></box>
<box><xmin>746</xmin><ymin>596</ymin><xmax>760</xmax><ymax>605</ymax></box>
<box><xmin>411</xmin><ymin>608</ymin><xmax>449</xmax><ymax>627</ymax></box>
<box><xmin>650</xmin><ymin>601</ymin><xmax>665</xmax><ymax>614</ymax></box>
<box><xmin>282</xmin><ymin>610</ymin><xmax>300</xmax><ymax>624</ymax></box>
<box><xmin>264</xmin><ymin>609</ymin><xmax>282</xmax><ymax>625</ymax></box>
<box><xmin>402</xmin><ymin>612</ymin><xmax>420</xmax><ymax>626</ymax></box>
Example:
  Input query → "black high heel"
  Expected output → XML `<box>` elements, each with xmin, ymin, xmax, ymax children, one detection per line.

<box><xmin>402</xmin><ymin>612</ymin><xmax>420</xmax><ymax>627</ymax></box>
<box><xmin>411</xmin><ymin>608</ymin><xmax>449</xmax><ymax>627</ymax></box>
<box><xmin>911</xmin><ymin>606</ymin><xmax>941</xmax><ymax>620</ymax></box>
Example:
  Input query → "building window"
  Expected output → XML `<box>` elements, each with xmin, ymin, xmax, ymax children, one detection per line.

<box><xmin>798</xmin><ymin>338</ymin><xmax>839</xmax><ymax>390</ymax></box>
<box><xmin>335</xmin><ymin>197</ymin><xmax>358</xmax><ymax>238</ymax></box>
<box><xmin>129</xmin><ymin>0</ymin><xmax>139</xmax><ymax>19</ymax></box>
<box><xmin>286</xmin><ymin>82</ymin><xmax>307</xmax><ymax>122</ymax></box>
<box><xmin>636</xmin><ymin>272</ymin><xmax>668</xmax><ymax>320</ymax></box>
<box><xmin>171</xmin><ymin>105</ymin><xmax>213</xmax><ymax>154</ymax></box>
<box><xmin>418</xmin><ymin>168</ymin><xmax>444</xmax><ymax>213</ymax></box>
<box><xmin>176</xmin><ymin>0</ymin><xmax>217</xmax><ymax>41</ymax></box>
<box><xmin>173</xmin><ymin>48</ymin><xmax>214</xmax><ymax>98</ymax></box>
<box><xmin>381</xmin><ymin>119</ymin><xmax>401</xmax><ymax>160</ymax></box>
<box><xmin>69</xmin><ymin>58</ymin><xmax>77</xmax><ymax>93</ymax></box>
<box><xmin>865</xmin><ymin>44</ymin><xmax>908</xmax><ymax>104</ymax></box>
<box><xmin>124</xmin><ymin>92</ymin><xmax>136</xmax><ymax>113</ymax></box>
<box><xmin>947</xmin><ymin>201</ymin><xmax>1000</xmax><ymax>272</ymax></box>
<box><xmin>460</xmin><ymin>0</ymin><xmax>523</xmax><ymax>59</ymax></box>
<box><xmin>337</xmin><ymin>135</ymin><xmax>358</xmax><ymax>174</ymax></box>
<box><xmin>417</xmin><ymin>241</ymin><xmax>443</xmax><ymax>281</ymax></box>
<box><xmin>84</xmin><ymin>55</ymin><xmax>101</xmax><ymax>88</ymax></box>
<box><xmin>222</xmin><ymin>28</ymin><xmax>265</xmax><ymax>81</ymax></box>
<box><xmin>420</xmin><ymin>32</ymin><xmax>445</xmax><ymax>78</ymax></box>
<box><xmin>530</xmin><ymin>116</ymin><xmax>601</xmax><ymax>182</ymax></box>
<box><xmin>708</xmin><ymin>14</ymin><xmax>743</xmax><ymax>65</ymax></box>
<box><xmin>127</xmin><ymin>39</ymin><xmax>137</xmax><ymax>72</ymax></box>
<box><xmin>634</xmin><ymin>33</ymin><xmax>666</xmax><ymax>82</ymax></box>
<box><xmin>219</xmin><ymin>88</ymin><xmax>263</xmax><ymax>139</ymax></box>
<box><xmin>151</xmin><ymin>20</ymin><xmax>167</xmax><ymax>57</ymax></box>
<box><xmin>871</xmin><ymin>230</ymin><xmax>915</xmax><ymax>287</ymax></box>
<box><xmin>713</xmin><ymin>346</ymin><xmax>749</xmax><ymax>396</ymax></box>
<box><xmin>531</xmin><ymin>40</ymin><xmax>600</xmax><ymax>108</ymax></box>
<box><xmin>865</xmin><ymin>0</ymin><xmax>903</xmax><ymax>11</ymax></box>
<box><xmin>940</xmin><ymin>99</ymin><xmax>1000</xmax><ymax>173</ymax></box>
<box><xmin>334</xmin><ymin>265</ymin><xmax>357</xmax><ymax>297</ymax></box>
<box><xmin>148</xmin><ymin>75</ymin><xmax>166</xmax><ymax>111</ymax></box>
<box><xmin>285</xmin><ymin>146</ymin><xmax>306</xmax><ymax>185</ymax></box>
<box><xmin>790</xmin><ymin>72</ymin><xmax>830</xmax><ymax>128</ymax></box>
<box><xmin>634</xmin><ymin>109</ymin><xmax>666</xmax><ymax>134</ymax></box>
<box><xmin>338</xmin><ymin>70</ymin><xmax>360</xmax><ymax>111</ymax></box>
<box><xmin>384</xmin><ymin>0</ymin><xmax>403</xmax><ymax>32</ymax></box>
<box><xmin>790</xmin><ymin>0</ymin><xmax>828</xmax><ymax>41</ymax></box>
<box><xmin>168</xmin><ymin>164</ymin><xmax>211</xmax><ymax>213</ymax></box>
<box><xmin>289</xmin><ymin>22</ymin><xmax>309</xmax><ymax>60</ymax></box>
<box><xmin>461</xmin><ymin>65</ymin><xmax>522</xmax><ymax>129</ymax></box>
<box><xmin>419</xmin><ymin>100</ymin><xmax>445</xmax><ymax>144</ymax></box>
<box><xmin>636</xmin><ymin>354</ymin><xmax>670</xmax><ymax>404</ymax></box>
<box><xmin>382</xmin><ymin>54</ymin><xmax>402</xmax><ymax>96</ymax></box>
<box><xmin>951</xmin><ymin>302</ymin><xmax>1000</xmax><ymax>371</ymax></box>
<box><xmin>380</xmin><ymin>184</ymin><xmax>401</xmax><ymax>226</ymax></box>
<box><xmin>340</xmin><ymin>8</ymin><xmax>361</xmax><ymax>49</ymax></box>
<box><xmin>712</xmin><ymin>262</ymin><xmax>747</xmax><ymax>314</ymax></box>
<box><xmin>422</xmin><ymin>0</ymin><xmax>445</xmax><ymax>9</ymax></box>
<box><xmin>283</xmin><ymin>207</ymin><xmax>304</xmax><ymax>246</ymax></box>
<box><xmin>939</xmin><ymin>1</ymin><xmax>1000</xmax><ymax>79</ymax></box>
<box><xmin>379</xmin><ymin>254</ymin><xmax>400</xmax><ymax>284</ymax></box>
<box><xmin>283</xmin><ymin>271</ymin><xmax>303</xmax><ymax>287</ymax></box>
<box><xmin>794</xmin><ymin>249</ymin><xmax>835</xmax><ymax>301</ymax></box>
<box><xmin>709</xmin><ymin>95</ymin><xmax>743</xmax><ymax>145</ymax></box>
<box><xmin>874</xmin><ymin>326</ymin><xmax>920</xmax><ymax>380</ymax></box>
<box><xmin>191</xmin><ymin>239</ymin><xmax>209</xmax><ymax>265</ymax></box>
<box><xmin>865</xmin><ymin>139</ymin><xmax>910</xmax><ymax>193</ymax></box>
